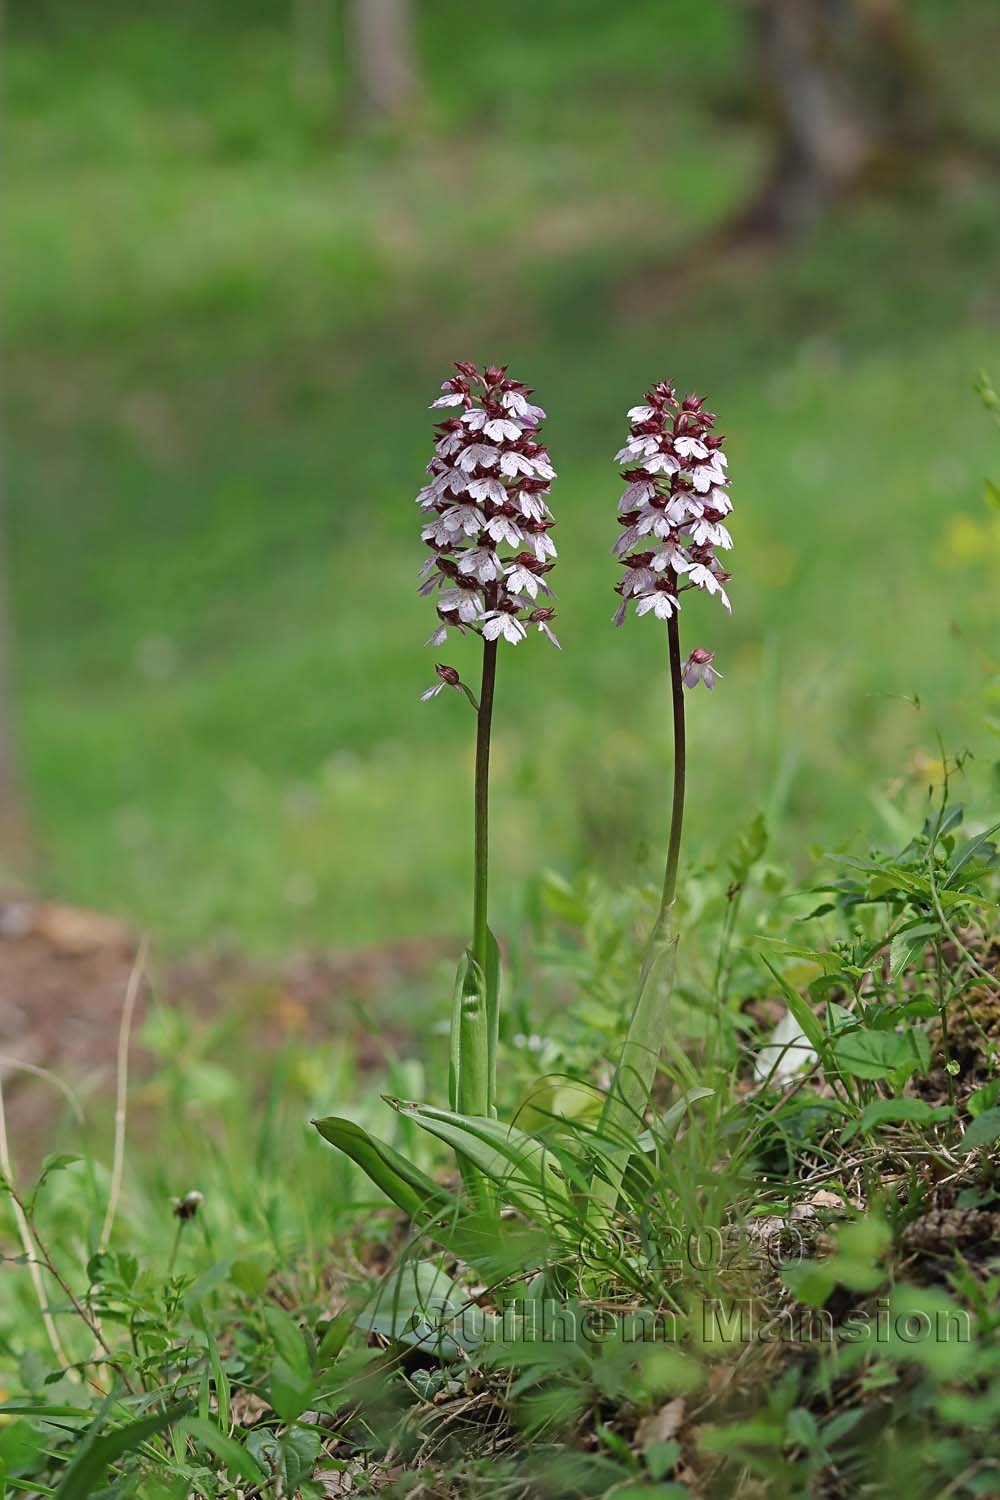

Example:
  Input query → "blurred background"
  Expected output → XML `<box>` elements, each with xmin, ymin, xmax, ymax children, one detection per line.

<box><xmin>2</xmin><ymin>0</ymin><xmax>998</xmax><ymax>956</ymax></box>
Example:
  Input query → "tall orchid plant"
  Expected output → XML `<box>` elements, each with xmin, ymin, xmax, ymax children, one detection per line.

<box><xmin>416</xmin><ymin>363</ymin><xmax>559</xmax><ymax>1130</ymax></box>
<box><xmin>315</xmin><ymin>369</ymin><xmax>732</xmax><ymax>1250</ymax></box>
<box><xmin>314</xmin><ymin>364</ymin><xmax>565</xmax><ymax>1219</ymax></box>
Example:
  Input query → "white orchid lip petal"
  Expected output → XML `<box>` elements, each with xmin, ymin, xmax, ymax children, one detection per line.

<box><xmin>645</xmin><ymin>453</ymin><xmax>679</xmax><ymax>475</ymax></box>
<box><xmin>484</xmin><ymin>417</ymin><xmax>523</xmax><ymax>443</ymax></box>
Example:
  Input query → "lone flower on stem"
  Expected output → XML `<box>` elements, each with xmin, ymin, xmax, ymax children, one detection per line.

<box><xmin>592</xmin><ymin>380</ymin><xmax>733</xmax><ymax>1224</ymax></box>
<box><xmin>415</xmin><ymin>363</ymin><xmax>558</xmax><ymax>1159</ymax></box>
<box><xmin>682</xmin><ymin>647</ymin><xmax>722</xmax><ymax>691</ymax></box>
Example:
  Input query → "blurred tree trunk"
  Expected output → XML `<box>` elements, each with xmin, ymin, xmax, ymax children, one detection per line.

<box><xmin>346</xmin><ymin>0</ymin><xmax>421</xmax><ymax>128</ymax></box>
<box><xmin>743</xmin><ymin>0</ymin><xmax>940</xmax><ymax>232</ymax></box>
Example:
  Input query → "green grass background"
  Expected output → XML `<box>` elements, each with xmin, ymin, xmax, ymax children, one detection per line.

<box><xmin>4</xmin><ymin>0</ymin><xmax>999</xmax><ymax>950</ymax></box>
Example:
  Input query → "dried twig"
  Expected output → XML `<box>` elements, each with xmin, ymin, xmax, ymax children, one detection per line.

<box><xmin>101</xmin><ymin>937</ymin><xmax>149</xmax><ymax>1252</ymax></box>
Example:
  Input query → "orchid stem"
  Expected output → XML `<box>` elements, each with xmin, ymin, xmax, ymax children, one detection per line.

<box><xmin>452</xmin><ymin>638</ymin><xmax>499</xmax><ymax>1216</ymax></box>
<box><xmin>472</xmin><ymin>638</ymin><xmax>497</xmax><ymax>988</ymax></box>
<box><xmin>659</xmin><ymin>613</ymin><xmax>686</xmax><ymax>920</ymax></box>
<box><xmin>589</xmin><ymin>614</ymin><xmax>687</xmax><ymax>1225</ymax></box>
<box><xmin>457</xmin><ymin>637</ymin><xmax>498</xmax><ymax>1137</ymax></box>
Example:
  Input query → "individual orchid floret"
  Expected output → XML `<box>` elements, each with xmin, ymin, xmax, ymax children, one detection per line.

<box><xmin>420</xmin><ymin>663</ymin><xmax>463</xmax><ymax>702</ymax></box>
<box><xmin>528</xmin><ymin>606</ymin><xmax>561</xmax><ymax>649</ymax></box>
<box><xmin>682</xmin><ymin>647</ymin><xmax>722</xmax><ymax>691</ymax></box>
<box><xmin>612</xmin><ymin>381</ymin><xmax>733</xmax><ymax>624</ymax></box>
<box><xmin>418</xmin><ymin>363</ymin><xmax>558</xmax><ymax>660</ymax></box>
<box><xmin>419</xmin><ymin>662</ymin><xmax>480</xmax><ymax>711</ymax></box>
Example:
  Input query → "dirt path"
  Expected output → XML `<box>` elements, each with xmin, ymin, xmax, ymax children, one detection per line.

<box><xmin>0</xmin><ymin>897</ymin><xmax>451</xmax><ymax>1140</ymax></box>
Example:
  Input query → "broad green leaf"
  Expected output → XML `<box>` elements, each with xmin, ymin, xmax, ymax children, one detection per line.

<box><xmin>263</xmin><ymin>1307</ymin><xmax>310</xmax><ymax>1376</ymax></box>
<box><xmin>782</xmin><ymin>1259</ymin><xmax>836</xmax><ymax>1308</ymax></box>
<box><xmin>785</xmin><ymin>1217</ymin><xmax>890</xmax><ymax>1305</ymax></box>
<box><xmin>279</xmin><ymin>1428</ymin><xmax>322</xmax><ymax>1492</ymax></box>
<box><xmin>885</xmin><ymin>1285</ymin><xmax>970</xmax><ymax>1378</ymax></box>
<box><xmin>27</xmin><ymin>1156</ymin><xmax>83</xmax><ymax>1218</ymax></box>
<box><xmin>230</xmin><ymin>1257</ymin><xmax>269</xmax><ymax>1297</ymax></box>
<box><xmin>312</xmin><ymin>1116</ymin><xmax>457</xmax><ymax>1226</ymax></box>
<box><xmin>968</xmin><ymin>1080</ymin><xmax>1000</xmax><ymax>1118</ymax></box>
<box><xmin>946</xmin><ymin>819</ymin><xmax>1000</xmax><ymax>885</ymax></box>
<box><xmin>889</xmin><ymin>922</ymin><xmax>940</xmax><ymax>979</ymax></box>
<box><xmin>958</xmin><ymin>1107</ymin><xmax>1000</xmax><ymax>1154</ymax></box>
<box><xmin>263</xmin><ymin>1307</ymin><xmax>313</xmax><ymax>1422</ymax></box>
<box><xmin>180</xmin><ymin>1418</ymin><xmax>266</xmax><ymax>1486</ymax></box>
<box><xmin>831</xmin><ymin>1027</ymin><xmax>929</xmax><ymax>1081</ymax></box>
<box><xmin>756</xmin><ymin>938</ymin><xmax>843</xmax><ymax>978</ymax></box>
<box><xmin>0</xmin><ymin>1423</ymin><xmax>44</xmax><ymax>1477</ymax></box>
<box><xmin>357</xmin><ymin>1259</ymin><xmax>477</xmax><ymax>1358</ymax></box>
<box><xmin>786</xmin><ymin>1407</ymin><xmax>819</xmax><ymax>1449</ymax></box>
<box><xmin>389</xmin><ymin>1100</ymin><xmax>574</xmax><ymax>1233</ymax></box>
<box><xmin>840</xmin><ymin>1098</ymin><xmax>953</xmax><ymax>1143</ymax></box>
<box><xmin>514</xmin><ymin>1074</ymin><xmax>604</xmax><ymax>1135</ymax></box>
<box><xmin>184</xmin><ymin>1258</ymin><xmax>233</xmax><ymax>1309</ymax></box>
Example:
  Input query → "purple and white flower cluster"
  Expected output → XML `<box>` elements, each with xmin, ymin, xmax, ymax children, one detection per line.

<box><xmin>613</xmin><ymin>381</ymin><xmax>733</xmax><ymax>627</ymax></box>
<box><xmin>418</xmin><ymin>362</ymin><xmax>559</xmax><ymax>650</ymax></box>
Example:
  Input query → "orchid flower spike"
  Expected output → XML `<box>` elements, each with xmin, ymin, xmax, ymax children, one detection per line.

<box><xmin>682</xmin><ymin>647</ymin><xmax>722</xmax><ymax>691</ymax></box>
<box><xmin>612</xmin><ymin>380</ymin><xmax>733</xmax><ymax>626</ymax></box>
<box><xmin>417</xmin><ymin>363</ymin><xmax>559</xmax><ymax>659</ymax></box>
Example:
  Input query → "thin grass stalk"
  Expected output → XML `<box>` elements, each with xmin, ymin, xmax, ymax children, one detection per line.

<box><xmin>590</xmin><ymin>614</ymin><xmax>687</xmax><ymax>1220</ymax></box>
<box><xmin>100</xmin><ymin>937</ymin><xmax>148</xmax><ymax>1251</ymax></box>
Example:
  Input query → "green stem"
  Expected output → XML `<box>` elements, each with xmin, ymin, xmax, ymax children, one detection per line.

<box><xmin>659</xmin><ymin>614</ymin><xmax>687</xmax><ymax>920</ymax></box>
<box><xmin>472</xmin><ymin>638</ymin><xmax>498</xmax><ymax>984</ymax></box>
<box><xmin>589</xmin><ymin>614</ymin><xmax>687</xmax><ymax>1222</ymax></box>
<box><xmin>453</xmin><ymin>638</ymin><xmax>499</xmax><ymax>1211</ymax></box>
<box><xmin>457</xmin><ymin>638</ymin><xmax>498</xmax><ymax>1126</ymax></box>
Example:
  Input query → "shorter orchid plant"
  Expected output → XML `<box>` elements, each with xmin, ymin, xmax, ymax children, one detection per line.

<box><xmin>592</xmin><ymin>380</ymin><xmax>734</xmax><ymax>1218</ymax></box>
<box><xmin>315</xmin><ymin>369</ymin><xmax>732</xmax><ymax>1266</ymax></box>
